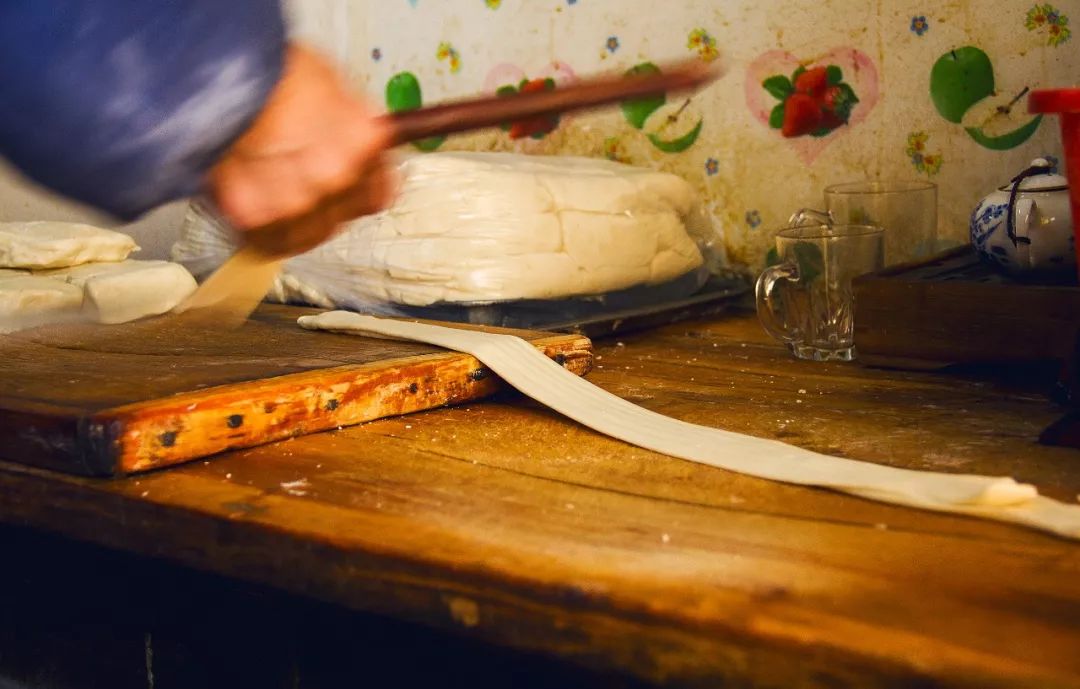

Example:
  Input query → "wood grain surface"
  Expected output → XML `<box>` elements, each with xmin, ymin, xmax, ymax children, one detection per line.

<box><xmin>0</xmin><ymin>305</ymin><xmax>591</xmax><ymax>476</ymax></box>
<box><xmin>1</xmin><ymin>307</ymin><xmax>1079</xmax><ymax>688</ymax></box>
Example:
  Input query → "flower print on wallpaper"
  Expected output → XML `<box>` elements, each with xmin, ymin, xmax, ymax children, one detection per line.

<box><xmin>930</xmin><ymin>46</ymin><xmax>1042</xmax><ymax>150</ymax></box>
<box><xmin>746</xmin><ymin>48</ymin><xmax>880</xmax><ymax>165</ymax></box>
<box><xmin>906</xmin><ymin>131</ymin><xmax>943</xmax><ymax>176</ymax></box>
<box><xmin>687</xmin><ymin>28</ymin><xmax>720</xmax><ymax>62</ymax></box>
<box><xmin>1026</xmin><ymin>4</ymin><xmax>1071</xmax><ymax>46</ymax></box>
<box><xmin>437</xmin><ymin>42</ymin><xmax>462</xmax><ymax>73</ymax></box>
<box><xmin>603</xmin><ymin>137</ymin><xmax>628</xmax><ymax>163</ymax></box>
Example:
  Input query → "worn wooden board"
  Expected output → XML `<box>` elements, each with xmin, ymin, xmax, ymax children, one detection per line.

<box><xmin>1</xmin><ymin>312</ymin><xmax>1079</xmax><ymax>688</ymax></box>
<box><xmin>0</xmin><ymin>305</ymin><xmax>591</xmax><ymax>476</ymax></box>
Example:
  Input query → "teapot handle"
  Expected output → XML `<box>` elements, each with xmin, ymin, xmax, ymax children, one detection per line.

<box><xmin>1013</xmin><ymin>199</ymin><xmax>1036</xmax><ymax>270</ymax></box>
<box><xmin>1007</xmin><ymin>162</ymin><xmax>1053</xmax><ymax>246</ymax></box>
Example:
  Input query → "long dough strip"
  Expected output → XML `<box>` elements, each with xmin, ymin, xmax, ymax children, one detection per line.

<box><xmin>299</xmin><ymin>311</ymin><xmax>1080</xmax><ymax>540</ymax></box>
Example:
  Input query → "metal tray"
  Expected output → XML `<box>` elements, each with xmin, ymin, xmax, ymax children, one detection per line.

<box><xmin>395</xmin><ymin>269</ymin><xmax>751</xmax><ymax>338</ymax></box>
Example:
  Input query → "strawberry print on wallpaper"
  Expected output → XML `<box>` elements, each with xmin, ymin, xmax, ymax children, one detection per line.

<box><xmin>484</xmin><ymin>61</ymin><xmax>577</xmax><ymax>140</ymax></box>
<box><xmin>746</xmin><ymin>49</ymin><xmax>879</xmax><ymax>165</ymax></box>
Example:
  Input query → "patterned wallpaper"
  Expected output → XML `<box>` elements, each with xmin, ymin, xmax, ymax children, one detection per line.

<box><xmin>291</xmin><ymin>0</ymin><xmax>1080</xmax><ymax>271</ymax></box>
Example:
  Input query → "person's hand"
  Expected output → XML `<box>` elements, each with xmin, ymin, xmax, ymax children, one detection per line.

<box><xmin>207</xmin><ymin>43</ymin><xmax>395</xmax><ymax>257</ymax></box>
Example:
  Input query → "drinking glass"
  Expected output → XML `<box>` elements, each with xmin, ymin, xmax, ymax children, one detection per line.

<box><xmin>791</xmin><ymin>180</ymin><xmax>937</xmax><ymax>265</ymax></box>
<box><xmin>756</xmin><ymin>224</ymin><xmax>884</xmax><ymax>362</ymax></box>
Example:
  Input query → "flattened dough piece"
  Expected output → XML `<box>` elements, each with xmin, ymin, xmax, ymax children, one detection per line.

<box><xmin>298</xmin><ymin>311</ymin><xmax>1080</xmax><ymax>541</ymax></box>
<box><xmin>43</xmin><ymin>260</ymin><xmax>197</xmax><ymax>324</ymax></box>
<box><xmin>0</xmin><ymin>276</ymin><xmax>83</xmax><ymax>333</ymax></box>
<box><xmin>0</xmin><ymin>222</ymin><xmax>138</xmax><ymax>269</ymax></box>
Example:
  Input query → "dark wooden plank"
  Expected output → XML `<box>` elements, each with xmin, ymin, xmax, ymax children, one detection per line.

<box><xmin>0</xmin><ymin>312</ymin><xmax>1079</xmax><ymax>688</ymax></box>
<box><xmin>0</xmin><ymin>305</ymin><xmax>592</xmax><ymax>475</ymax></box>
<box><xmin>0</xmin><ymin>526</ymin><xmax>647</xmax><ymax>689</ymax></box>
<box><xmin>854</xmin><ymin>247</ymin><xmax>1080</xmax><ymax>364</ymax></box>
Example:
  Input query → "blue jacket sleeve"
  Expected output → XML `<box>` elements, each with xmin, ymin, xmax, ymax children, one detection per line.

<box><xmin>0</xmin><ymin>0</ymin><xmax>286</xmax><ymax>220</ymax></box>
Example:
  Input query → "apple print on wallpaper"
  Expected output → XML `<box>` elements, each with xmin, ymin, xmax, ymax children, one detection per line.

<box><xmin>621</xmin><ymin>62</ymin><xmax>705</xmax><ymax>153</ymax></box>
<box><xmin>746</xmin><ymin>49</ymin><xmax>880</xmax><ymax>165</ymax></box>
<box><xmin>930</xmin><ymin>46</ymin><xmax>1042</xmax><ymax>151</ymax></box>
<box><xmin>385</xmin><ymin>72</ymin><xmax>445</xmax><ymax>152</ymax></box>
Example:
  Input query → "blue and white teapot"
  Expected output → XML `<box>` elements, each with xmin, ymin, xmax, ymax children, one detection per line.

<box><xmin>970</xmin><ymin>158</ymin><xmax>1074</xmax><ymax>275</ymax></box>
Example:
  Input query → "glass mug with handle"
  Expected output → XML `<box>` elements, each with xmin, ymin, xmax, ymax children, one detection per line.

<box><xmin>791</xmin><ymin>180</ymin><xmax>937</xmax><ymax>266</ymax></box>
<box><xmin>756</xmin><ymin>224</ymin><xmax>884</xmax><ymax>362</ymax></box>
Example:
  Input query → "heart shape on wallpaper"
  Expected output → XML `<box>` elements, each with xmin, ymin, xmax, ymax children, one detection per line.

<box><xmin>483</xmin><ymin>61</ymin><xmax>578</xmax><ymax>94</ymax></box>
<box><xmin>745</xmin><ymin>48</ymin><xmax>880</xmax><ymax>165</ymax></box>
<box><xmin>481</xmin><ymin>62</ymin><xmax>579</xmax><ymax>142</ymax></box>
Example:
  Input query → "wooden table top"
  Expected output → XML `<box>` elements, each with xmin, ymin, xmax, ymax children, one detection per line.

<box><xmin>2</xmin><ymin>308</ymin><xmax>1078</xmax><ymax>688</ymax></box>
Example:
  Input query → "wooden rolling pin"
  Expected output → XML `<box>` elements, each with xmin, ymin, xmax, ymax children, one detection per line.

<box><xmin>181</xmin><ymin>59</ymin><xmax>722</xmax><ymax>320</ymax></box>
<box><xmin>384</xmin><ymin>58</ymin><xmax>720</xmax><ymax>145</ymax></box>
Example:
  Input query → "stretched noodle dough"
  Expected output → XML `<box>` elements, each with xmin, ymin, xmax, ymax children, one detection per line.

<box><xmin>298</xmin><ymin>310</ymin><xmax>1080</xmax><ymax>541</ymax></box>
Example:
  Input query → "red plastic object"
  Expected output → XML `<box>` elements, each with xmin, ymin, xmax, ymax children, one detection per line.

<box><xmin>1031</xmin><ymin>89</ymin><xmax>1080</xmax><ymax>278</ymax></box>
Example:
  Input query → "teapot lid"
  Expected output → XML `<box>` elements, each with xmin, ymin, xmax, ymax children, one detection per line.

<box><xmin>998</xmin><ymin>158</ymin><xmax>1069</xmax><ymax>192</ymax></box>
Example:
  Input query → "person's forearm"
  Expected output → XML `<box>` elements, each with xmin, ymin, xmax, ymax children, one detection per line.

<box><xmin>0</xmin><ymin>0</ymin><xmax>286</xmax><ymax>219</ymax></box>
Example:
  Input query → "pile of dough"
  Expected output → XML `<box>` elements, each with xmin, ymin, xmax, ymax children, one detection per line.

<box><xmin>0</xmin><ymin>222</ymin><xmax>197</xmax><ymax>332</ymax></box>
<box><xmin>39</xmin><ymin>260</ymin><xmax>197</xmax><ymax>324</ymax></box>
<box><xmin>0</xmin><ymin>276</ymin><xmax>84</xmax><ymax>333</ymax></box>
<box><xmin>0</xmin><ymin>222</ymin><xmax>138</xmax><ymax>269</ymax></box>
<box><xmin>172</xmin><ymin>153</ymin><xmax>712</xmax><ymax>309</ymax></box>
<box><xmin>0</xmin><ymin>260</ymin><xmax>197</xmax><ymax>332</ymax></box>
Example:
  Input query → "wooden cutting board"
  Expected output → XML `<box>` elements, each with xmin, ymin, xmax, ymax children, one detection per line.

<box><xmin>0</xmin><ymin>305</ymin><xmax>592</xmax><ymax>477</ymax></box>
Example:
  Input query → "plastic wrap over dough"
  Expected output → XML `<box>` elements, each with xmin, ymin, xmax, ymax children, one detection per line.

<box><xmin>173</xmin><ymin>152</ymin><xmax>718</xmax><ymax>310</ymax></box>
<box><xmin>332</xmin><ymin>152</ymin><xmax>707</xmax><ymax>305</ymax></box>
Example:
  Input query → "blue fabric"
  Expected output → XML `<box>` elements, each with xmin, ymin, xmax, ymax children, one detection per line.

<box><xmin>0</xmin><ymin>0</ymin><xmax>286</xmax><ymax>219</ymax></box>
